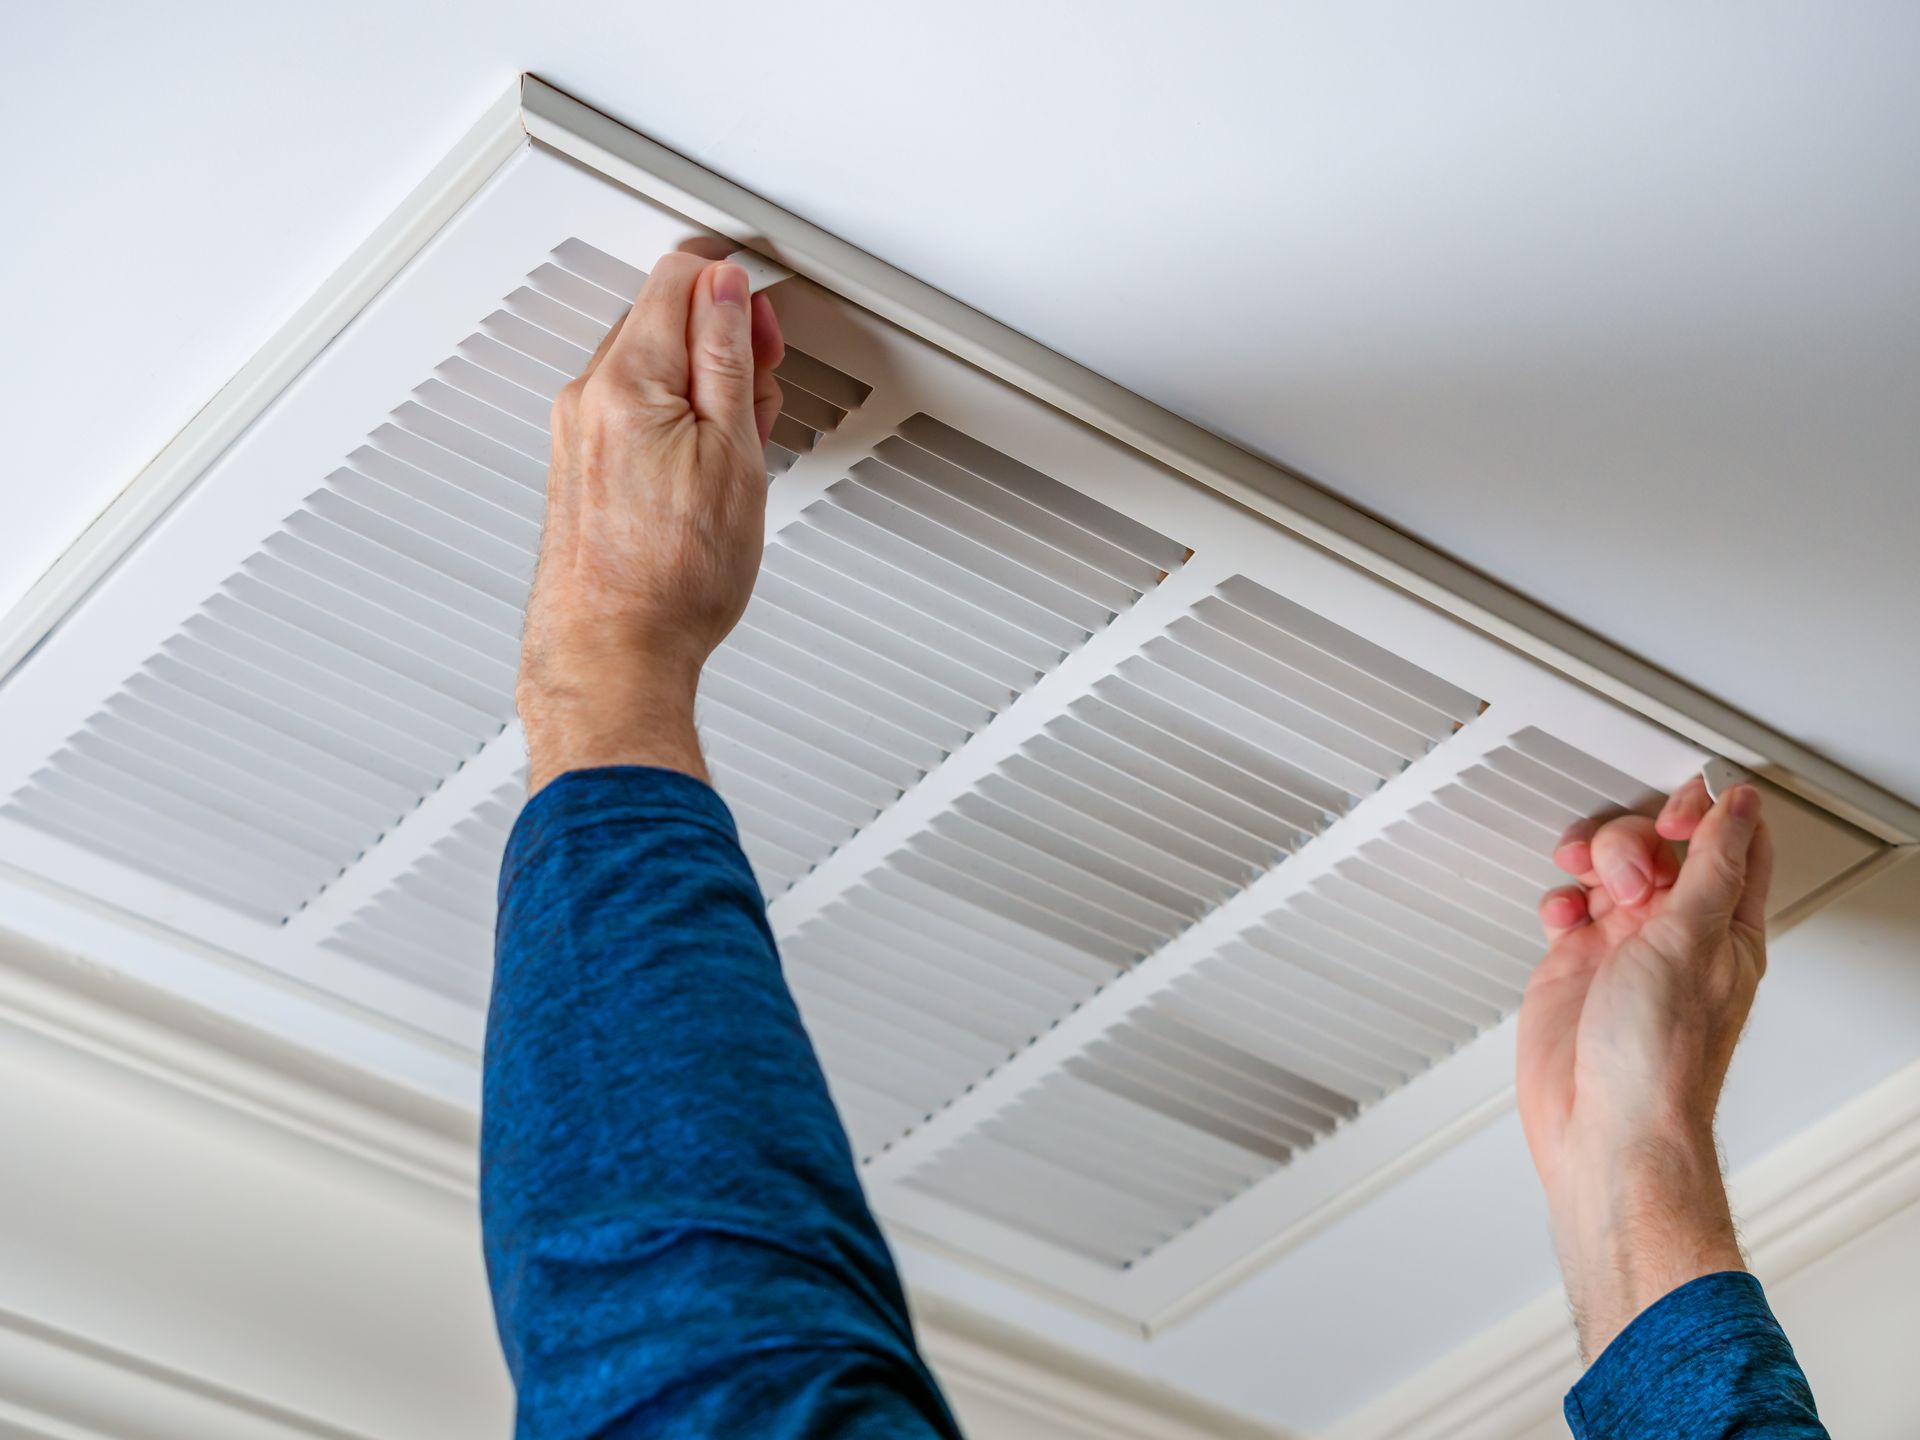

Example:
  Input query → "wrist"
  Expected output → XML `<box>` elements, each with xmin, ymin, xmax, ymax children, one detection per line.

<box><xmin>1547</xmin><ymin>1124</ymin><xmax>1745</xmax><ymax>1361</ymax></box>
<box><xmin>518</xmin><ymin>654</ymin><xmax>709</xmax><ymax>793</ymax></box>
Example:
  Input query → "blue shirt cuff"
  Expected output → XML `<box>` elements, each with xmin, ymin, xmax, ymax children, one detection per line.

<box><xmin>500</xmin><ymin>765</ymin><xmax>739</xmax><ymax>906</ymax></box>
<box><xmin>1566</xmin><ymin>1271</ymin><xmax>1822</xmax><ymax>1438</ymax></box>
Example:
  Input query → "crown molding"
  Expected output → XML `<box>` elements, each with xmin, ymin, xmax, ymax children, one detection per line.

<box><xmin>0</xmin><ymin>1305</ymin><xmax>378</xmax><ymax>1440</ymax></box>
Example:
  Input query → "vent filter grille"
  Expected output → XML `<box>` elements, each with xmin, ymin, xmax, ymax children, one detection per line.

<box><xmin>786</xmin><ymin>576</ymin><xmax>1482</xmax><ymax>1159</ymax></box>
<box><xmin>901</xmin><ymin>726</ymin><xmax>1660</xmax><ymax>1266</ymax></box>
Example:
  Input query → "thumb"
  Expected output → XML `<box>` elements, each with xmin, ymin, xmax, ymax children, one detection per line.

<box><xmin>687</xmin><ymin>262</ymin><xmax>758</xmax><ymax>445</ymax></box>
<box><xmin>1668</xmin><ymin>783</ymin><xmax>1765</xmax><ymax>931</ymax></box>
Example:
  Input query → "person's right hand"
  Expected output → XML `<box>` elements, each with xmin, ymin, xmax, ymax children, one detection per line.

<box><xmin>1516</xmin><ymin>776</ymin><xmax>1772</xmax><ymax>1360</ymax></box>
<box><xmin>517</xmin><ymin>250</ymin><xmax>785</xmax><ymax>795</ymax></box>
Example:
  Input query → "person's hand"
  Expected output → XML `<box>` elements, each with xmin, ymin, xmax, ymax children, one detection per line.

<box><xmin>1516</xmin><ymin>776</ymin><xmax>1772</xmax><ymax>1360</ymax></box>
<box><xmin>518</xmin><ymin>250</ymin><xmax>784</xmax><ymax>794</ymax></box>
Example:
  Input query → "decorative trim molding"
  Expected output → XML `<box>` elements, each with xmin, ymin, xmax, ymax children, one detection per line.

<box><xmin>915</xmin><ymin>1294</ymin><xmax>1293</xmax><ymax>1440</ymax></box>
<box><xmin>0</xmin><ymin>1305</ymin><xmax>377</xmax><ymax>1440</ymax></box>
<box><xmin>1320</xmin><ymin>1049</ymin><xmax>1920</xmax><ymax>1440</ymax></box>
<box><xmin>0</xmin><ymin>928</ymin><xmax>476</xmax><ymax>1197</ymax></box>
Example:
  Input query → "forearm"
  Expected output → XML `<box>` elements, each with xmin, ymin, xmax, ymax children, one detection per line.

<box><xmin>1547</xmin><ymin>1125</ymin><xmax>1745</xmax><ymax>1361</ymax></box>
<box><xmin>1546</xmin><ymin>1128</ymin><xmax>1825</xmax><ymax>1438</ymax></box>
<box><xmin>481</xmin><ymin>766</ymin><xmax>958</xmax><ymax>1438</ymax></box>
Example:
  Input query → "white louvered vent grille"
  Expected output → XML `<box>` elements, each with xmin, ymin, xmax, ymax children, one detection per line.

<box><xmin>322</xmin><ymin>777</ymin><xmax>526</xmax><ymax>1007</ymax></box>
<box><xmin>786</xmin><ymin>575</ymin><xmax>1484</xmax><ymax>1160</ymax></box>
<box><xmin>1</xmin><ymin>243</ymin><xmax>902</xmax><ymax>922</ymax></box>
<box><xmin>900</xmin><ymin>726</ymin><xmax>1660</xmax><ymax>1267</ymax></box>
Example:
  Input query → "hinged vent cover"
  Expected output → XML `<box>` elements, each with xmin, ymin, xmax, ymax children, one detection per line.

<box><xmin>0</xmin><ymin>94</ymin><xmax>1889</xmax><ymax>1334</ymax></box>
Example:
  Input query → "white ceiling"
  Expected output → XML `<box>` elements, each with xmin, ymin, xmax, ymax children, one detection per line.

<box><xmin>8</xmin><ymin>3</ymin><xmax>1920</xmax><ymax>1432</ymax></box>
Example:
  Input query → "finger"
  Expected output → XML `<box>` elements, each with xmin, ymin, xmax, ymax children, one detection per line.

<box><xmin>1669</xmin><ymin>784</ymin><xmax>1764</xmax><ymax>929</ymax></box>
<box><xmin>1553</xmin><ymin>816</ymin><xmax>1601</xmax><ymax>880</ymax></box>
<box><xmin>1539</xmin><ymin>885</ymin><xmax>1591</xmax><ymax>941</ymax></box>
<box><xmin>601</xmin><ymin>250</ymin><xmax>706</xmax><ymax>396</ymax></box>
<box><xmin>687</xmin><ymin>262</ymin><xmax>758</xmax><ymax>442</ymax></box>
<box><xmin>750</xmin><ymin>293</ymin><xmax>786</xmax><ymax>446</ymax></box>
<box><xmin>572</xmin><ymin>308</ymin><xmax>629</xmax><ymax>388</ymax></box>
<box><xmin>1656</xmin><ymin>775</ymin><xmax>1712</xmax><ymax>842</ymax></box>
<box><xmin>1730</xmin><ymin>789</ymin><xmax>1772</xmax><ymax>935</ymax></box>
<box><xmin>751</xmin><ymin>292</ymin><xmax>786</xmax><ymax>370</ymax></box>
<box><xmin>1588</xmin><ymin>814</ymin><xmax>1668</xmax><ymax>908</ymax></box>
<box><xmin>753</xmin><ymin>368</ymin><xmax>783</xmax><ymax>448</ymax></box>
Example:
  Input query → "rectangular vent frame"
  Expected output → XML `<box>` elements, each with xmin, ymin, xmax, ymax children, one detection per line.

<box><xmin>0</xmin><ymin>76</ymin><xmax>1909</xmax><ymax>1341</ymax></box>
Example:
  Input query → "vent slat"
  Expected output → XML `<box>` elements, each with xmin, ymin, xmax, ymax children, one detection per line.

<box><xmin>259</xmin><ymin>533</ymin><xmax>521</xmax><ymax>667</ymax></box>
<box><xmin>4</xmin><ymin>795</ymin><xmax>286</xmax><ymax>922</ymax></box>
<box><xmin>414</xmin><ymin>377</ymin><xmax>551</xmax><ymax>462</ymax></box>
<box><xmin>1093</xmin><ymin>674</ymin><xmax>1342</xmax><ymax>831</ymax></box>
<box><xmin>774</xmin><ymin>348</ymin><xmax>872</xmax><ymax>411</ymax></box>
<box><xmin>455</xmin><ymin>333</ymin><xmax>570</xmax><ymax>399</ymax></box>
<box><xmin>983</xmin><ymin>760</ymin><xmax>1247</xmax><ymax>896</ymax></box>
<box><xmin>303</xmin><ymin>491</ymin><xmax>528</xmax><ymax>609</ymax></box>
<box><xmin>362</xmin><ymin>426</ymin><xmax>545</xmax><ymax>526</ymax></box>
<box><xmin>240</xmin><ymin>554</ymin><xmax>517</xmax><ymax>695</ymax></box>
<box><xmin>872</xmin><ymin>436</ymin><xmax>1163</xmax><ymax>592</ymax></box>
<box><xmin>391</xmin><ymin>401</ymin><xmax>548</xmax><ymax>492</ymax></box>
<box><xmin>65</xmin><ymin>724</ymin><xmax>365</xmax><ymax>859</ymax></box>
<box><xmin>502</xmin><ymin>285</ymin><xmax>607</xmax><ymax>353</ymax></box>
<box><xmin>433</xmin><ymin>355</ymin><xmax>553</xmax><ymax>429</ymax></box>
<box><xmin>347</xmin><ymin>442</ymin><xmax>543</xmax><ymax>545</ymax></box>
<box><xmin>1215</xmin><ymin>576</ymin><xmax>1483</xmax><ymax>727</ymax></box>
<box><xmin>895</xmin><ymin>414</ymin><xmax>1189</xmax><ymax>573</ymax></box>
<box><xmin>762</xmin><ymin>547</ymin><xmax>1038</xmax><ymax>693</ymax></box>
<box><xmin>782</xmin><ymin>520</ymin><xmax>1060</xmax><ymax>673</ymax></box>
<box><xmin>803</xmin><ymin>499</ymin><xmax>1088</xmax><ymax>652</ymax></box>
<box><xmin>835</xmin><ymin>474</ymin><xmax>1111</xmax><ymax>634</ymax></box>
<box><xmin>527</xmin><ymin>262</ymin><xmax>631</xmax><ymax>325</ymax></box>
<box><xmin>210</xmin><ymin>578</ymin><xmax>504</xmax><ymax>731</ymax></box>
<box><xmin>119</xmin><ymin>671</ymin><xmax>418</xmax><ymax>816</ymax></box>
<box><xmin>851</xmin><ymin>457</ymin><xmax>1136</xmax><ymax>615</ymax></box>
<box><xmin>478</xmin><ymin>311</ymin><xmax>591</xmax><ymax>380</ymax></box>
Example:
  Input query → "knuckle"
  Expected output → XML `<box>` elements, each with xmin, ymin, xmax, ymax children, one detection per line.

<box><xmin>550</xmin><ymin>377</ymin><xmax>585</xmax><ymax>428</ymax></box>
<box><xmin>698</xmin><ymin>339</ymin><xmax>753</xmax><ymax>383</ymax></box>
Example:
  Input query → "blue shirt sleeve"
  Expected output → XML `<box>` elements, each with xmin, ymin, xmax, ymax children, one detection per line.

<box><xmin>481</xmin><ymin>765</ymin><xmax>963</xmax><ymax>1440</ymax></box>
<box><xmin>1566</xmin><ymin>1271</ymin><xmax>1827</xmax><ymax>1438</ymax></box>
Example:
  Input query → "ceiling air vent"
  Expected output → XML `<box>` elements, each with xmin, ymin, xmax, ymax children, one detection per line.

<box><xmin>0</xmin><ymin>77</ymin><xmax>1907</xmax><ymax>1336</ymax></box>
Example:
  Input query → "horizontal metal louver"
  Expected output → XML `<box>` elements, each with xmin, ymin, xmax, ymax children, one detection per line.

<box><xmin>899</xmin><ymin>726</ymin><xmax>1658</xmax><ymax>1266</ymax></box>
<box><xmin>786</xmin><ymin>576</ymin><xmax>1482</xmax><ymax>1159</ymax></box>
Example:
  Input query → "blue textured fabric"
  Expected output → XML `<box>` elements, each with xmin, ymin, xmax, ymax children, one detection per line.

<box><xmin>482</xmin><ymin>766</ymin><xmax>961</xmax><ymax>1439</ymax></box>
<box><xmin>483</xmin><ymin>765</ymin><xmax>1826</xmax><ymax>1439</ymax></box>
<box><xmin>1566</xmin><ymin>1271</ymin><xmax>1827</xmax><ymax>1437</ymax></box>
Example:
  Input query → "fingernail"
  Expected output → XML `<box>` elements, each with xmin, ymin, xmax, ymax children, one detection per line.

<box><xmin>1729</xmin><ymin>784</ymin><xmax>1761</xmax><ymax>822</ymax></box>
<box><xmin>712</xmin><ymin>263</ymin><xmax>748</xmax><ymax>309</ymax></box>
<box><xmin>1602</xmin><ymin>857</ymin><xmax>1650</xmax><ymax>906</ymax></box>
